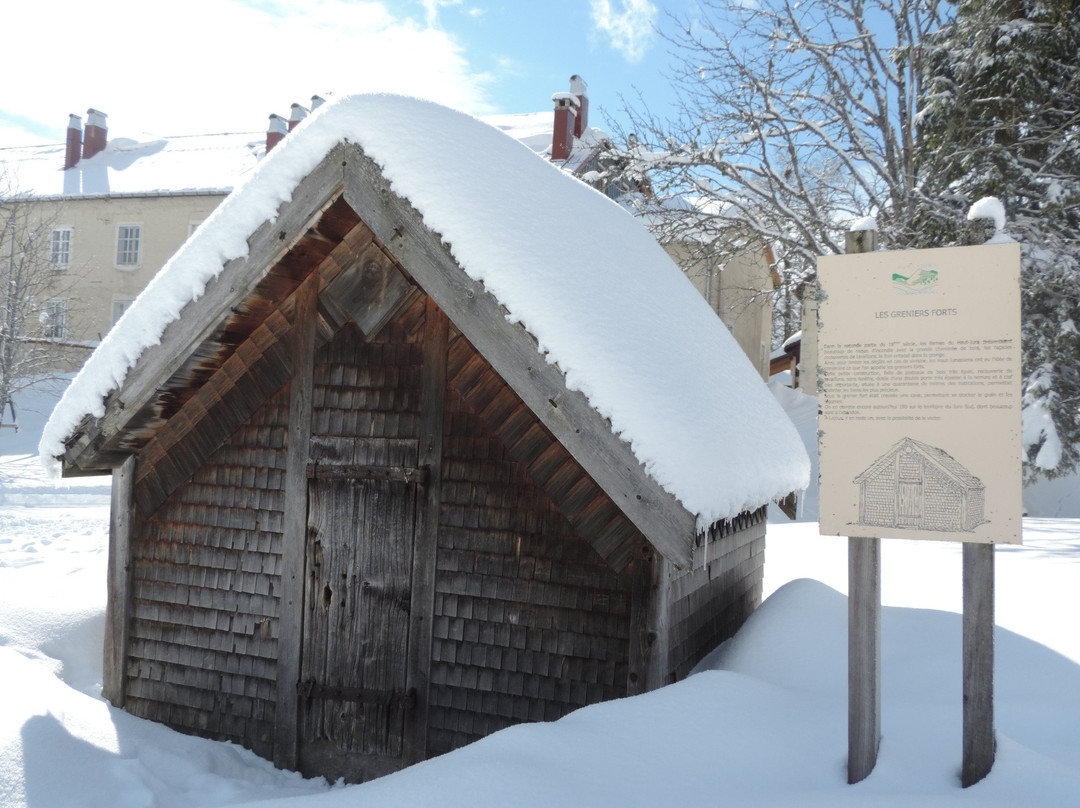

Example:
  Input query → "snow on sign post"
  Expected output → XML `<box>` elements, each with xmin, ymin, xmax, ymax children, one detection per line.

<box><xmin>817</xmin><ymin>240</ymin><xmax>1021</xmax><ymax>788</ymax></box>
<box><xmin>818</xmin><ymin>242</ymin><xmax>1022</xmax><ymax>544</ymax></box>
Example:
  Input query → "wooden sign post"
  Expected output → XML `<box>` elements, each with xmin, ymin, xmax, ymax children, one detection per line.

<box><xmin>817</xmin><ymin>236</ymin><xmax>1020</xmax><ymax>788</ymax></box>
<box><xmin>844</xmin><ymin>230</ymin><xmax>881</xmax><ymax>785</ymax></box>
<box><xmin>963</xmin><ymin>543</ymin><xmax>995</xmax><ymax>787</ymax></box>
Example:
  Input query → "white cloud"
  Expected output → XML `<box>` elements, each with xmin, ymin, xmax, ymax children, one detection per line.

<box><xmin>419</xmin><ymin>0</ymin><xmax>461</xmax><ymax>28</ymax></box>
<box><xmin>589</xmin><ymin>0</ymin><xmax>657</xmax><ymax>63</ymax></box>
<box><xmin>0</xmin><ymin>0</ymin><xmax>493</xmax><ymax>146</ymax></box>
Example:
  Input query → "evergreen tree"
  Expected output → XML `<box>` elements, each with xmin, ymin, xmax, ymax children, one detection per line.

<box><xmin>919</xmin><ymin>0</ymin><xmax>1080</xmax><ymax>478</ymax></box>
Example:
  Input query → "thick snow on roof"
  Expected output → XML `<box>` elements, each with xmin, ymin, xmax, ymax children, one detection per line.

<box><xmin>41</xmin><ymin>94</ymin><xmax>808</xmax><ymax>526</ymax></box>
<box><xmin>2</xmin><ymin>112</ymin><xmax>605</xmax><ymax>199</ymax></box>
<box><xmin>1</xmin><ymin>132</ymin><xmax>262</xmax><ymax>198</ymax></box>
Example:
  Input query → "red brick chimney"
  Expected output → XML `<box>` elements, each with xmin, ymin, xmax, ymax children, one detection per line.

<box><xmin>289</xmin><ymin>103</ymin><xmax>308</xmax><ymax>131</ymax></box>
<box><xmin>570</xmin><ymin>75</ymin><xmax>589</xmax><ymax>137</ymax></box>
<box><xmin>551</xmin><ymin>94</ymin><xmax>578</xmax><ymax>162</ymax></box>
<box><xmin>64</xmin><ymin>114</ymin><xmax>83</xmax><ymax>170</ymax></box>
<box><xmin>266</xmin><ymin>114</ymin><xmax>288</xmax><ymax>153</ymax></box>
<box><xmin>82</xmin><ymin>109</ymin><xmax>108</xmax><ymax>160</ymax></box>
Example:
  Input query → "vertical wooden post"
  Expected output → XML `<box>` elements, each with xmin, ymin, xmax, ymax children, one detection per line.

<box><xmin>627</xmin><ymin>542</ymin><xmax>672</xmax><ymax>695</ymax></box>
<box><xmin>403</xmin><ymin>297</ymin><xmax>448</xmax><ymax>765</ymax></box>
<box><xmin>848</xmin><ymin>536</ymin><xmax>881</xmax><ymax>783</ymax></box>
<box><xmin>844</xmin><ymin>227</ymin><xmax>881</xmax><ymax>785</ymax></box>
<box><xmin>103</xmin><ymin>454</ymin><xmax>136</xmax><ymax>707</ymax></box>
<box><xmin>274</xmin><ymin>274</ymin><xmax>318</xmax><ymax>772</ymax></box>
<box><xmin>962</xmin><ymin>542</ymin><xmax>995</xmax><ymax>787</ymax></box>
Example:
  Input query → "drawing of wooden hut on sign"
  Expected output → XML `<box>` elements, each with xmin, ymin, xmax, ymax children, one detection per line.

<box><xmin>855</xmin><ymin>438</ymin><xmax>985</xmax><ymax>532</ymax></box>
<box><xmin>40</xmin><ymin>95</ymin><xmax>808</xmax><ymax>783</ymax></box>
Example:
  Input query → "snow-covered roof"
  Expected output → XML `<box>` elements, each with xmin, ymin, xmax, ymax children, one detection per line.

<box><xmin>1</xmin><ymin>112</ymin><xmax>609</xmax><ymax>199</ymax></box>
<box><xmin>41</xmin><ymin>93</ymin><xmax>808</xmax><ymax>530</ymax></box>
<box><xmin>1</xmin><ymin>132</ymin><xmax>263</xmax><ymax>198</ymax></box>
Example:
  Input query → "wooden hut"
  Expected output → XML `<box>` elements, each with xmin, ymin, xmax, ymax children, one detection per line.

<box><xmin>855</xmin><ymin>437</ymin><xmax>985</xmax><ymax>532</ymax></box>
<box><xmin>44</xmin><ymin>96</ymin><xmax>807</xmax><ymax>783</ymax></box>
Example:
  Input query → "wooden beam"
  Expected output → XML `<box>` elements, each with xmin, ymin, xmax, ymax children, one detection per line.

<box><xmin>274</xmin><ymin>273</ymin><xmax>319</xmax><ymax>772</ymax></box>
<box><xmin>627</xmin><ymin>542</ymin><xmax>672</xmax><ymax>695</ymax></box>
<box><xmin>102</xmin><ymin>454</ymin><xmax>136</xmax><ymax>707</ymax></box>
<box><xmin>61</xmin><ymin>146</ymin><xmax>351</xmax><ymax>474</ymax></box>
<box><xmin>403</xmin><ymin>297</ymin><xmax>448</xmax><ymax>765</ymax></box>
<box><xmin>848</xmin><ymin>535</ymin><xmax>881</xmax><ymax>784</ymax></box>
<box><xmin>340</xmin><ymin>144</ymin><xmax>696</xmax><ymax>568</ymax></box>
<box><xmin>846</xmin><ymin>229</ymin><xmax>880</xmax><ymax>786</ymax></box>
<box><xmin>962</xmin><ymin>542</ymin><xmax>995</xmax><ymax>787</ymax></box>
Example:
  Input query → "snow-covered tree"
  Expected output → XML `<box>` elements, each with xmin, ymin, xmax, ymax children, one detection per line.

<box><xmin>605</xmin><ymin>0</ymin><xmax>1078</xmax><ymax>478</ymax></box>
<box><xmin>0</xmin><ymin>174</ymin><xmax>86</xmax><ymax>429</ymax></box>
<box><xmin>599</xmin><ymin>0</ymin><xmax>947</xmax><ymax>339</ymax></box>
<box><xmin>919</xmin><ymin>0</ymin><xmax>1080</xmax><ymax>478</ymax></box>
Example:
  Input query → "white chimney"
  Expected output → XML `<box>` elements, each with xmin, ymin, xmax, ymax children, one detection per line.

<box><xmin>569</xmin><ymin>75</ymin><xmax>589</xmax><ymax>137</ymax></box>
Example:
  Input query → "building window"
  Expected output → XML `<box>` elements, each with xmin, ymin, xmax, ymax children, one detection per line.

<box><xmin>44</xmin><ymin>299</ymin><xmax>68</xmax><ymax>339</ymax></box>
<box><xmin>111</xmin><ymin>297</ymin><xmax>135</xmax><ymax>325</ymax></box>
<box><xmin>116</xmin><ymin>224</ymin><xmax>141</xmax><ymax>267</ymax></box>
<box><xmin>50</xmin><ymin>227</ymin><xmax>72</xmax><ymax>269</ymax></box>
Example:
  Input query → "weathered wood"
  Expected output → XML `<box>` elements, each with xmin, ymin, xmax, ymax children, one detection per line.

<box><xmin>845</xmin><ymin>229</ymin><xmax>879</xmax><ymax>254</ymax></box>
<box><xmin>103</xmin><ymin>454</ymin><xmax>136</xmax><ymax>707</ymax></box>
<box><xmin>133</xmin><ymin>311</ymin><xmax>294</xmax><ymax>517</ymax></box>
<box><xmin>404</xmin><ymin>298</ymin><xmax>448</xmax><ymax>765</ymax></box>
<box><xmin>848</xmin><ymin>535</ymin><xmax>881</xmax><ymax>784</ymax></box>
<box><xmin>845</xmin><ymin>228</ymin><xmax>881</xmax><ymax>786</ymax></box>
<box><xmin>340</xmin><ymin>145</ymin><xmax>696</xmax><ymax>569</ymax></box>
<box><xmin>319</xmin><ymin>240</ymin><xmax>416</xmax><ymax>337</ymax></box>
<box><xmin>306</xmin><ymin>463</ymin><xmax>428</xmax><ymax>484</ymax></box>
<box><xmin>299</xmin><ymin>475</ymin><xmax>414</xmax><ymax>777</ymax></box>
<box><xmin>274</xmin><ymin>274</ymin><xmax>319</xmax><ymax>772</ymax></box>
<box><xmin>962</xmin><ymin>542</ymin><xmax>995</xmax><ymax>787</ymax></box>
<box><xmin>61</xmin><ymin>147</ymin><xmax>349</xmax><ymax>474</ymax></box>
<box><xmin>627</xmin><ymin>543</ymin><xmax>671</xmax><ymax>695</ymax></box>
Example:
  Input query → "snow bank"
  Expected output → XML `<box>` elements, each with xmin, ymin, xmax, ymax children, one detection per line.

<box><xmin>41</xmin><ymin>94</ymin><xmax>808</xmax><ymax>526</ymax></box>
<box><xmin>5</xmin><ymin>430</ymin><xmax>1080</xmax><ymax>807</ymax></box>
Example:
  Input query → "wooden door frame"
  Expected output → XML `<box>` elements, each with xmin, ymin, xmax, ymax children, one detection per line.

<box><xmin>275</xmin><ymin>291</ymin><xmax>447</xmax><ymax>777</ymax></box>
<box><xmin>403</xmin><ymin>298</ymin><xmax>447</xmax><ymax>765</ymax></box>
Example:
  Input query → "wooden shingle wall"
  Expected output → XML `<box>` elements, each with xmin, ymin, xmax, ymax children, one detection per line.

<box><xmin>428</xmin><ymin>335</ymin><xmax>637</xmax><ymax>756</ymax></box>
<box><xmin>125</xmin><ymin>385</ymin><xmax>290</xmax><ymax>758</ymax></box>
<box><xmin>666</xmin><ymin>507</ymin><xmax>767</xmax><ymax>681</ymax></box>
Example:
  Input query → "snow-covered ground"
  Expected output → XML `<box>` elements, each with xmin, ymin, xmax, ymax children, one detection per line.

<box><xmin>2</xmin><ymin>382</ymin><xmax>1078</xmax><ymax>807</ymax></box>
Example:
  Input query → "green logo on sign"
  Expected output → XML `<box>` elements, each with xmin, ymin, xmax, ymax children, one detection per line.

<box><xmin>892</xmin><ymin>268</ymin><xmax>938</xmax><ymax>294</ymax></box>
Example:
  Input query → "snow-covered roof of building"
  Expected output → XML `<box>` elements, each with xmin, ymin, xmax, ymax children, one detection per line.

<box><xmin>1</xmin><ymin>111</ymin><xmax>609</xmax><ymax>199</ymax></box>
<box><xmin>40</xmin><ymin>93</ymin><xmax>808</xmax><ymax>533</ymax></box>
<box><xmin>1</xmin><ymin>132</ymin><xmax>264</xmax><ymax>198</ymax></box>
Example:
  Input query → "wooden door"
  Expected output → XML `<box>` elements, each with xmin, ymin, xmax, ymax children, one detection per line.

<box><xmin>897</xmin><ymin>451</ymin><xmax>923</xmax><ymax>528</ymax></box>
<box><xmin>298</xmin><ymin>470</ymin><xmax>417</xmax><ymax>782</ymax></box>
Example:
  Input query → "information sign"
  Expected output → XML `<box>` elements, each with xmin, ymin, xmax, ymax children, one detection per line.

<box><xmin>818</xmin><ymin>243</ymin><xmax>1022</xmax><ymax>543</ymax></box>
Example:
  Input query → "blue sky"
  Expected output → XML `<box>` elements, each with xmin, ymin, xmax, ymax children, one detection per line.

<box><xmin>0</xmin><ymin>0</ymin><xmax>700</xmax><ymax>148</ymax></box>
